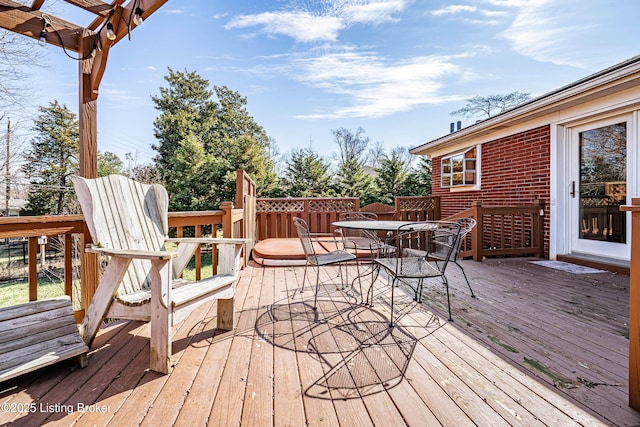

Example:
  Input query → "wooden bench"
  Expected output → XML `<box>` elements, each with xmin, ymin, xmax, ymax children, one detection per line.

<box><xmin>0</xmin><ymin>296</ymin><xmax>88</xmax><ymax>383</ymax></box>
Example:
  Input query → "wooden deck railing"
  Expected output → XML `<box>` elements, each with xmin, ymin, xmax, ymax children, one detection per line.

<box><xmin>446</xmin><ymin>199</ymin><xmax>546</xmax><ymax>261</ymax></box>
<box><xmin>0</xmin><ymin>207</ymin><xmax>244</xmax><ymax>318</ymax></box>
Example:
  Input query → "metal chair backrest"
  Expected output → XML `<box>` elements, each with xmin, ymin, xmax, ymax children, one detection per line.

<box><xmin>429</xmin><ymin>221</ymin><xmax>462</xmax><ymax>272</ymax></box>
<box><xmin>396</xmin><ymin>221</ymin><xmax>462</xmax><ymax>274</ymax></box>
<box><xmin>450</xmin><ymin>217</ymin><xmax>476</xmax><ymax>261</ymax></box>
<box><xmin>293</xmin><ymin>217</ymin><xmax>317</xmax><ymax>260</ymax></box>
<box><xmin>338</xmin><ymin>212</ymin><xmax>382</xmax><ymax>243</ymax></box>
<box><xmin>338</xmin><ymin>212</ymin><xmax>377</xmax><ymax>238</ymax></box>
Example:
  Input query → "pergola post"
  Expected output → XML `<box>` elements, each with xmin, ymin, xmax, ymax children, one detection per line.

<box><xmin>78</xmin><ymin>29</ymin><xmax>99</xmax><ymax>315</ymax></box>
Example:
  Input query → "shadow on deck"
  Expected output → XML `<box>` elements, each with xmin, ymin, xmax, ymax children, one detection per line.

<box><xmin>0</xmin><ymin>258</ymin><xmax>637</xmax><ymax>426</ymax></box>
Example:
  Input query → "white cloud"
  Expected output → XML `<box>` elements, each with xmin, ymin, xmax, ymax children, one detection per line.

<box><xmin>225</xmin><ymin>1</ymin><xmax>408</xmax><ymax>43</ymax></box>
<box><xmin>225</xmin><ymin>12</ymin><xmax>345</xmax><ymax>43</ymax></box>
<box><xmin>291</xmin><ymin>52</ymin><xmax>464</xmax><ymax>118</ymax></box>
<box><xmin>431</xmin><ymin>5</ymin><xmax>478</xmax><ymax>16</ymax></box>
<box><xmin>342</xmin><ymin>0</ymin><xmax>406</xmax><ymax>24</ymax></box>
<box><xmin>496</xmin><ymin>0</ymin><xmax>593</xmax><ymax>67</ymax></box>
<box><xmin>430</xmin><ymin>4</ymin><xmax>507</xmax><ymax>22</ymax></box>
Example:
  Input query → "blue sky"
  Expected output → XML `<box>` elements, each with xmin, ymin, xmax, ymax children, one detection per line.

<box><xmin>15</xmin><ymin>0</ymin><xmax>640</xmax><ymax>168</ymax></box>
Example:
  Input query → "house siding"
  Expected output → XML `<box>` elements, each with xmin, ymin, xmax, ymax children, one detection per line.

<box><xmin>432</xmin><ymin>125</ymin><xmax>551</xmax><ymax>255</ymax></box>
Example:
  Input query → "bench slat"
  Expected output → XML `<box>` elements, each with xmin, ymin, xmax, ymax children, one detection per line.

<box><xmin>0</xmin><ymin>296</ymin><xmax>88</xmax><ymax>382</ymax></box>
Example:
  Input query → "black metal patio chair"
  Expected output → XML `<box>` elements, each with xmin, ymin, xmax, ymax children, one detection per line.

<box><xmin>337</xmin><ymin>212</ymin><xmax>396</xmax><ymax>300</ymax></box>
<box><xmin>374</xmin><ymin>221</ymin><xmax>462</xmax><ymax>325</ymax></box>
<box><xmin>293</xmin><ymin>217</ymin><xmax>357</xmax><ymax>310</ymax></box>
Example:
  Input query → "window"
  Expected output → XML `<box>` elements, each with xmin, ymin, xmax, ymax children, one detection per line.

<box><xmin>441</xmin><ymin>147</ymin><xmax>477</xmax><ymax>188</ymax></box>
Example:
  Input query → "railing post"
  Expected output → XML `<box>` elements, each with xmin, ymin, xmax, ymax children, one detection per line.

<box><xmin>235</xmin><ymin>170</ymin><xmax>244</xmax><ymax>210</ymax></box>
<box><xmin>80</xmin><ymin>232</ymin><xmax>98</xmax><ymax>318</ymax></box>
<box><xmin>433</xmin><ymin>196</ymin><xmax>441</xmax><ymax>220</ymax></box>
<box><xmin>622</xmin><ymin>197</ymin><xmax>640</xmax><ymax>409</ymax></box>
<box><xmin>28</xmin><ymin>237</ymin><xmax>38</xmax><ymax>301</ymax></box>
<box><xmin>472</xmin><ymin>201</ymin><xmax>482</xmax><ymax>261</ymax></box>
<box><xmin>64</xmin><ymin>234</ymin><xmax>73</xmax><ymax>297</ymax></box>
<box><xmin>534</xmin><ymin>199</ymin><xmax>545</xmax><ymax>258</ymax></box>
<box><xmin>221</xmin><ymin>202</ymin><xmax>234</xmax><ymax>238</ymax></box>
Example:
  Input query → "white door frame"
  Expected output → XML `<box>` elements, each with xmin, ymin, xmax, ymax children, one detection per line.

<box><xmin>564</xmin><ymin>114</ymin><xmax>632</xmax><ymax>260</ymax></box>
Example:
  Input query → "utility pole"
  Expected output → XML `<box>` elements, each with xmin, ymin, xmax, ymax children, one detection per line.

<box><xmin>5</xmin><ymin>117</ymin><xmax>10</xmax><ymax>217</ymax></box>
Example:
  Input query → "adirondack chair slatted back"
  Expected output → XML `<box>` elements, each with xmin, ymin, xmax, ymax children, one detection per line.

<box><xmin>73</xmin><ymin>175</ymin><xmax>169</xmax><ymax>299</ymax></box>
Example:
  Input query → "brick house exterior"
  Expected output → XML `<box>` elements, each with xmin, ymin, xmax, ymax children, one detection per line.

<box><xmin>432</xmin><ymin>125</ymin><xmax>551</xmax><ymax>216</ymax></box>
<box><xmin>412</xmin><ymin>55</ymin><xmax>640</xmax><ymax>264</ymax></box>
<box><xmin>431</xmin><ymin>125</ymin><xmax>551</xmax><ymax>255</ymax></box>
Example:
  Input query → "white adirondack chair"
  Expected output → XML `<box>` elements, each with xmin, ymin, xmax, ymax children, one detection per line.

<box><xmin>73</xmin><ymin>174</ymin><xmax>246</xmax><ymax>374</ymax></box>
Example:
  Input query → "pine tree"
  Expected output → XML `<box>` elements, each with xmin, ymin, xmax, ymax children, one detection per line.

<box><xmin>151</xmin><ymin>68</ymin><xmax>277</xmax><ymax>208</ymax></box>
<box><xmin>21</xmin><ymin>101</ymin><xmax>79</xmax><ymax>215</ymax></box>
<box><xmin>284</xmin><ymin>147</ymin><xmax>331</xmax><ymax>197</ymax></box>
<box><xmin>333</xmin><ymin>127</ymin><xmax>374</xmax><ymax>198</ymax></box>
<box><xmin>375</xmin><ymin>152</ymin><xmax>408</xmax><ymax>204</ymax></box>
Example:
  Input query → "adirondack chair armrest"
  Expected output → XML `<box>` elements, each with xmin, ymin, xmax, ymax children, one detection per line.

<box><xmin>85</xmin><ymin>245</ymin><xmax>177</xmax><ymax>260</ymax></box>
<box><xmin>166</xmin><ymin>237</ymin><xmax>249</xmax><ymax>246</ymax></box>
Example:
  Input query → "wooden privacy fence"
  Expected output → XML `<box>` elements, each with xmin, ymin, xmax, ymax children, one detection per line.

<box><xmin>255</xmin><ymin>198</ymin><xmax>360</xmax><ymax>239</ymax></box>
<box><xmin>446</xmin><ymin>199</ymin><xmax>546</xmax><ymax>261</ymax></box>
<box><xmin>254</xmin><ymin>196</ymin><xmax>442</xmax><ymax>239</ymax></box>
<box><xmin>395</xmin><ymin>196</ymin><xmax>441</xmax><ymax>221</ymax></box>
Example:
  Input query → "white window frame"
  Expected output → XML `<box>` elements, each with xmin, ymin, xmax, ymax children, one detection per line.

<box><xmin>441</xmin><ymin>145</ymin><xmax>480</xmax><ymax>190</ymax></box>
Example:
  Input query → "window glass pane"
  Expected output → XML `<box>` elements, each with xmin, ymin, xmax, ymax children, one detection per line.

<box><xmin>452</xmin><ymin>172</ymin><xmax>463</xmax><ymax>185</ymax></box>
<box><xmin>452</xmin><ymin>155</ymin><xmax>463</xmax><ymax>172</ymax></box>
<box><xmin>442</xmin><ymin>175</ymin><xmax>451</xmax><ymax>187</ymax></box>
<box><xmin>465</xmin><ymin>172</ymin><xmax>475</xmax><ymax>184</ymax></box>
<box><xmin>465</xmin><ymin>159</ymin><xmax>475</xmax><ymax>170</ymax></box>
<box><xmin>442</xmin><ymin>160</ymin><xmax>451</xmax><ymax>174</ymax></box>
<box><xmin>579</xmin><ymin>122</ymin><xmax>626</xmax><ymax>243</ymax></box>
<box><xmin>465</xmin><ymin>147</ymin><xmax>476</xmax><ymax>158</ymax></box>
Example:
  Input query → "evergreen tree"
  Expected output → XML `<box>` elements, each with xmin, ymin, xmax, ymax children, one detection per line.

<box><xmin>168</xmin><ymin>134</ymin><xmax>231</xmax><ymax>211</ymax></box>
<box><xmin>97</xmin><ymin>151</ymin><xmax>125</xmax><ymax>177</ymax></box>
<box><xmin>403</xmin><ymin>156</ymin><xmax>432</xmax><ymax>196</ymax></box>
<box><xmin>375</xmin><ymin>152</ymin><xmax>408</xmax><ymax>204</ymax></box>
<box><xmin>151</xmin><ymin>69</ymin><xmax>277</xmax><ymax>208</ymax></box>
<box><xmin>21</xmin><ymin>101</ymin><xmax>79</xmax><ymax>215</ymax></box>
<box><xmin>333</xmin><ymin>127</ymin><xmax>374</xmax><ymax>198</ymax></box>
<box><xmin>283</xmin><ymin>147</ymin><xmax>331</xmax><ymax>197</ymax></box>
<box><xmin>151</xmin><ymin>68</ymin><xmax>215</xmax><ymax>177</ymax></box>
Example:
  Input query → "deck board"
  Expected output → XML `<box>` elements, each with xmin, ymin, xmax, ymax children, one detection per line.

<box><xmin>0</xmin><ymin>258</ymin><xmax>637</xmax><ymax>426</ymax></box>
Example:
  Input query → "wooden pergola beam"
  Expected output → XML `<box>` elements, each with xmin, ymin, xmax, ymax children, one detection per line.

<box><xmin>63</xmin><ymin>0</ymin><xmax>113</xmax><ymax>16</ymax></box>
<box><xmin>0</xmin><ymin>0</ymin><xmax>82</xmax><ymax>51</ymax></box>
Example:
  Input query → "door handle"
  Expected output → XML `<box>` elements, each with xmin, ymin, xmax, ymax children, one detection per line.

<box><xmin>570</xmin><ymin>181</ymin><xmax>576</xmax><ymax>198</ymax></box>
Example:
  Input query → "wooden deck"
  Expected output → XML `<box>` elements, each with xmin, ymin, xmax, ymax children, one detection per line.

<box><xmin>0</xmin><ymin>258</ymin><xmax>637</xmax><ymax>426</ymax></box>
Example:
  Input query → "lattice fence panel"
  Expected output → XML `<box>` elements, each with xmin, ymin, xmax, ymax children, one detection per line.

<box><xmin>309</xmin><ymin>199</ymin><xmax>357</xmax><ymax>212</ymax></box>
<box><xmin>256</xmin><ymin>199</ymin><xmax>305</xmax><ymax>212</ymax></box>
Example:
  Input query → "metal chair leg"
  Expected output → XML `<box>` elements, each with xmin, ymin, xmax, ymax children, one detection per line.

<box><xmin>389</xmin><ymin>277</ymin><xmax>396</xmax><ymax>327</ymax></box>
<box><xmin>301</xmin><ymin>261</ymin><xmax>309</xmax><ymax>292</ymax></box>
<box><xmin>455</xmin><ymin>260</ymin><xmax>475</xmax><ymax>297</ymax></box>
<box><xmin>444</xmin><ymin>276</ymin><xmax>452</xmax><ymax>321</ymax></box>
<box><xmin>313</xmin><ymin>266</ymin><xmax>321</xmax><ymax>310</ymax></box>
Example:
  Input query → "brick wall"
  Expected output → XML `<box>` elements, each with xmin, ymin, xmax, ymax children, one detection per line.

<box><xmin>432</xmin><ymin>125</ymin><xmax>551</xmax><ymax>254</ymax></box>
